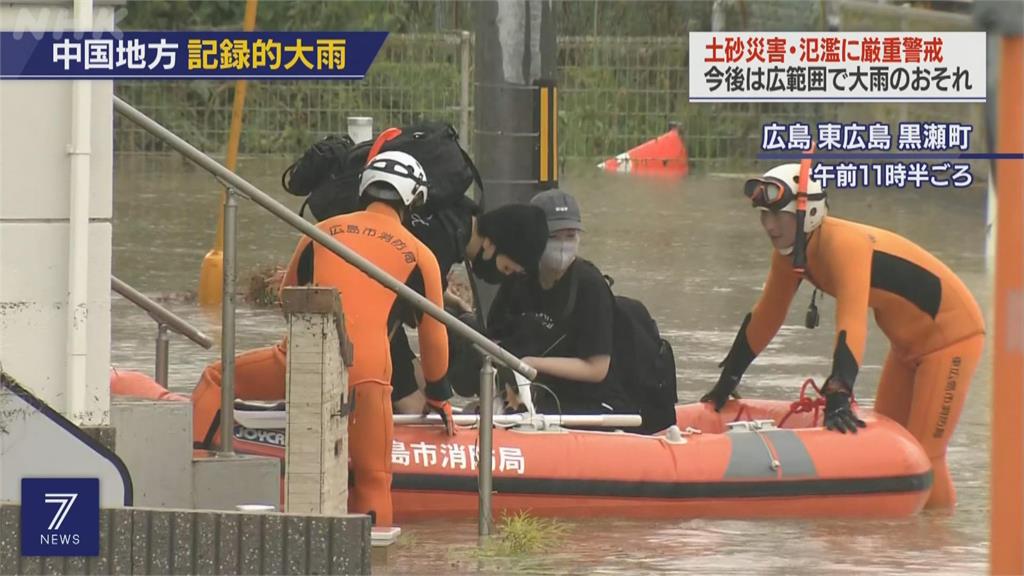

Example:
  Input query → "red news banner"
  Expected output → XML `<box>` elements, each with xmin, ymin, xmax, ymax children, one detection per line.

<box><xmin>688</xmin><ymin>32</ymin><xmax>986</xmax><ymax>102</ymax></box>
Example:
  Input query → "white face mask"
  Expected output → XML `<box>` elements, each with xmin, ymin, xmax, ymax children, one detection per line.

<box><xmin>540</xmin><ymin>237</ymin><xmax>579</xmax><ymax>275</ymax></box>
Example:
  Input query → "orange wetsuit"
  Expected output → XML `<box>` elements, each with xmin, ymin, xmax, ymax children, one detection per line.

<box><xmin>285</xmin><ymin>203</ymin><xmax>448</xmax><ymax>526</ymax></box>
<box><xmin>190</xmin><ymin>203</ymin><xmax>448</xmax><ymax>526</ymax></box>
<box><xmin>731</xmin><ymin>216</ymin><xmax>984</xmax><ymax>508</ymax></box>
<box><xmin>191</xmin><ymin>342</ymin><xmax>289</xmax><ymax>448</ymax></box>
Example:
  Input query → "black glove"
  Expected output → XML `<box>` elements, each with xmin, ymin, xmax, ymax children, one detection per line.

<box><xmin>822</xmin><ymin>380</ymin><xmax>866</xmax><ymax>434</ymax></box>
<box><xmin>702</xmin><ymin>314</ymin><xmax>756</xmax><ymax>412</ymax></box>
<box><xmin>700</xmin><ymin>372</ymin><xmax>742</xmax><ymax>412</ymax></box>
<box><xmin>424</xmin><ymin>378</ymin><xmax>457</xmax><ymax>436</ymax></box>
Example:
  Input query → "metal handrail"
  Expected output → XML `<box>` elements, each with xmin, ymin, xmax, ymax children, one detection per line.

<box><xmin>112</xmin><ymin>276</ymin><xmax>214</xmax><ymax>348</ymax></box>
<box><xmin>112</xmin><ymin>96</ymin><xmax>537</xmax><ymax>383</ymax></box>
<box><xmin>111</xmin><ymin>275</ymin><xmax>214</xmax><ymax>387</ymax></box>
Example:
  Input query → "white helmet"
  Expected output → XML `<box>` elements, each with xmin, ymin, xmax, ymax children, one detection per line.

<box><xmin>359</xmin><ymin>150</ymin><xmax>429</xmax><ymax>208</ymax></box>
<box><xmin>746</xmin><ymin>163</ymin><xmax>828</xmax><ymax>233</ymax></box>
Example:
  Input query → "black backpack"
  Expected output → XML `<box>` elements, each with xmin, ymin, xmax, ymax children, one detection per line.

<box><xmin>608</xmin><ymin>285</ymin><xmax>679</xmax><ymax>435</ymax></box>
<box><xmin>282</xmin><ymin>121</ymin><xmax>482</xmax><ymax>223</ymax></box>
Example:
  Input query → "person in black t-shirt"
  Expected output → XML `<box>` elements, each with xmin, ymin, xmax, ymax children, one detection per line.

<box><xmin>487</xmin><ymin>189</ymin><xmax>635</xmax><ymax>416</ymax></box>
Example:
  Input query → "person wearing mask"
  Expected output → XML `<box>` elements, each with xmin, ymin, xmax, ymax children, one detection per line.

<box><xmin>486</xmin><ymin>189</ymin><xmax>635</xmax><ymax>417</ymax></box>
<box><xmin>389</xmin><ymin>200</ymin><xmax>551</xmax><ymax>411</ymax></box>
<box><xmin>700</xmin><ymin>163</ymin><xmax>985</xmax><ymax>509</ymax></box>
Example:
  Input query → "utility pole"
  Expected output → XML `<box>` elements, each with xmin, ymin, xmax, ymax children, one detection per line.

<box><xmin>472</xmin><ymin>0</ymin><xmax>557</xmax><ymax>210</ymax></box>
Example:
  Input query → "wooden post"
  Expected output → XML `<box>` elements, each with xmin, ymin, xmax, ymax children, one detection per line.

<box><xmin>281</xmin><ymin>287</ymin><xmax>354</xmax><ymax>515</ymax></box>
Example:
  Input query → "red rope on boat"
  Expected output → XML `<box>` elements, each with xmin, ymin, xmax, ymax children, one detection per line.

<box><xmin>778</xmin><ymin>378</ymin><xmax>826</xmax><ymax>429</ymax></box>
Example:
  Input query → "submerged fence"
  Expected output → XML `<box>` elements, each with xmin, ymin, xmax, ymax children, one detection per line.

<box><xmin>113</xmin><ymin>0</ymin><xmax>986</xmax><ymax>175</ymax></box>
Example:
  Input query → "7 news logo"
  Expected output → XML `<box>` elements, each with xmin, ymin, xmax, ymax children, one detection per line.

<box><xmin>21</xmin><ymin>478</ymin><xmax>99</xmax><ymax>557</ymax></box>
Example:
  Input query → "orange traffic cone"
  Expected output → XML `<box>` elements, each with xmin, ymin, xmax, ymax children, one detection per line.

<box><xmin>597</xmin><ymin>123</ymin><xmax>689</xmax><ymax>178</ymax></box>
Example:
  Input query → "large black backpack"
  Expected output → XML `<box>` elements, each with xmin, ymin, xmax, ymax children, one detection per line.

<box><xmin>610</xmin><ymin>290</ymin><xmax>679</xmax><ymax>435</ymax></box>
<box><xmin>282</xmin><ymin>121</ymin><xmax>482</xmax><ymax>222</ymax></box>
<box><xmin>281</xmin><ymin>134</ymin><xmax>361</xmax><ymax>221</ymax></box>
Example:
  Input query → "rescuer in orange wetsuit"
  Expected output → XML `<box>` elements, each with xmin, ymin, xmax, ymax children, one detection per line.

<box><xmin>192</xmin><ymin>152</ymin><xmax>455</xmax><ymax>527</ymax></box>
<box><xmin>285</xmin><ymin>150</ymin><xmax>455</xmax><ymax>527</ymax></box>
<box><xmin>700</xmin><ymin>163</ymin><xmax>985</xmax><ymax>509</ymax></box>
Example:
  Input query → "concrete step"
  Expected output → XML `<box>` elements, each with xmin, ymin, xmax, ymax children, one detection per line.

<box><xmin>113</xmin><ymin>399</ymin><xmax>282</xmax><ymax>512</ymax></box>
<box><xmin>111</xmin><ymin>398</ymin><xmax>193</xmax><ymax>508</ymax></box>
<box><xmin>372</xmin><ymin>526</ymin><xmax>401</xmax><ymax>547</ymax></box>
<box><xmin>192</xmin><ymin>450</ymin><xmax>281</xmax><ymax>511</ymax></box>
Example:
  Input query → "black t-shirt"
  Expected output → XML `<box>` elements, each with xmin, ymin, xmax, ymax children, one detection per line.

<box><xmin>487</xmin><ymin>258</ymin><xmax>633</xmax><ymax>414</ymax></box>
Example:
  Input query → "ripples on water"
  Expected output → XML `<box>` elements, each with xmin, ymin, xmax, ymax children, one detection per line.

<box><xmin>113</xmin><ymin>155</ymin><xmax>992</xmax><ymax>575</ymax></box>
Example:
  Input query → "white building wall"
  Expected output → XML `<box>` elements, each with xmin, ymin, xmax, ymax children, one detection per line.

<box><xmin>0</xmin><ymin>1</ymin><xmax>121</xmax><ymax>425</ymax></box>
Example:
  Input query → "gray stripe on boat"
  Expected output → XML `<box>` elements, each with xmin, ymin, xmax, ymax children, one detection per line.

<box><xmin>724</xmin><ymin>433</ymin><xmax>777</xmax><ymax>479</ymax></box>
<box><xmin>764</xmin><ymin>429</ymin><xmax>818</xmax><ymax>478</ymax></box>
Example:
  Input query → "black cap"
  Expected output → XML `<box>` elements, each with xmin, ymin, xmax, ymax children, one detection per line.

<box><xmin>530</xmin><ymin>188</ymin><xmax>584</xmax><ymax>232</ymax></box>
<box><xmin>476</xmin><ymin>204</ymin><xmax>549</xmax><ymax>273</ymax></box>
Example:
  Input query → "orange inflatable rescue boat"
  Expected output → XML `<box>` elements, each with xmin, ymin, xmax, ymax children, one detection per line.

<box><xmin>393</xmin><ymin>402</ymin><xmax>930</xmax><ymax>521</ymax></box>
<box><xmin>230</xmin><ymin>383</ymin><xmax>932</xmax><ymax>521</ymax></box>
<box><xmin>112</xmin><ymin>373</ymin><xmax>933</xmax><ymax>520</ymax></box>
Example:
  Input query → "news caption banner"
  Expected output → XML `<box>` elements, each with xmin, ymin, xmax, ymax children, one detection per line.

<box><xmin>755</xmin><ymin>120</ymin><xmax>1024</xmax><ymax>188</ymax></box>
<box><xmin>760</xmin><ymin>121</ymin><xmax>983</xmax><ymax>189</ymax></box>
<box><xmin>689</xmin><ymin>32</ymin><xmax>986</xmax><ymax>102</ymax></box>
<box><xmin>0</xmin><ymin>31</ymin><xmax>388</xmax><ymax>78</ymax></box>
<box><xmin>21</xmin><ymin>478</ymin><xmax>100</xmax><ymax>557</ymax></box>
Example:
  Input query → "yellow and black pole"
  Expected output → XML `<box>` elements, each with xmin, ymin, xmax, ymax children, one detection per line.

<box><xmin>535</xmin><ymin>78</ymin><xmax>558</xmax><ymax>191</ymax></box>
<box><xmin>198</xmin><ymin>0</ymin><xmax>259</xmax><ymax>307</ymax></box>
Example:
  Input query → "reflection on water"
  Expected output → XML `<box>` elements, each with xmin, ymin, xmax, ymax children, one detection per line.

<box><xmin>112</xmin><ymin>155</ymin><xmax>991</xmax><ymax>575</ymax></box>
<box><xmin>375</xmin><ymin>514</ymin><xmax>987</xmax><ymax>575</ymax></box>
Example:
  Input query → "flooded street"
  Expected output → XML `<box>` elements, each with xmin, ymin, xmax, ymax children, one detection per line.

<box><xmin>112</xmin><ymin>155</ymin><xmax>991</xmax><ymax>575</ymax></box>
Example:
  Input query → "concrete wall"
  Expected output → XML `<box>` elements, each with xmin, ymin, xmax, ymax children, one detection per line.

<box><xmin>0</xmin><ymin>504</ymin><xmax>371</xmax><ymax>575</ymax></box>
<box><xmin>0</xmin><ymin>1</ymin><xmax>122</xmax><ymax>425</ymax></box>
